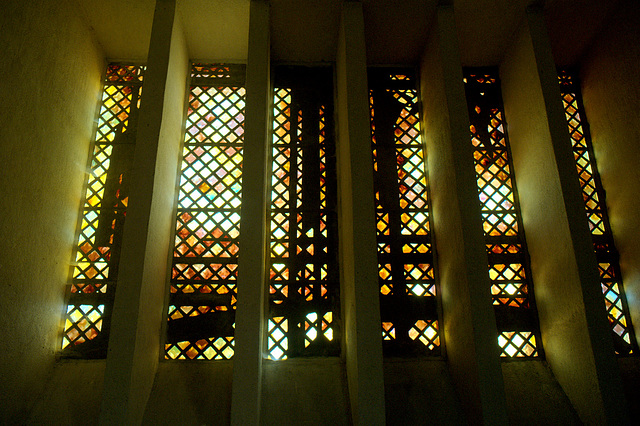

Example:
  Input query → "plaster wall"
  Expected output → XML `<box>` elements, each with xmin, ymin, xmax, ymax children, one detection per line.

<box><xmin>261</xmin><ymin>359</ymin><xmax>350</xmax><ymax>425</ymax></box>
<box><xmin>420</xmin><ymin>8</ymin><xmax>507</xmax><ymax>424</ymax></box>
<box><xmin>384</xmin><ymin>360</ymin><xmax>463</xmax><ymax>425</ymax></box>
<box><xmin>580</xmin><ymin>1</ymin><xmax>640</xmax><ymax>417</ymax></box>
<box><xmin>502</xmin><ymin>361</ymin><xmax>579</xmax><ymax>425</ymax></box>
<box><xmin>499</xmin><ymin>13</ymin><xmax>619</xmax><ymax>423</ymax></box>
<box><xmin>270</xmin><ymin>0</ymin><xmax>342</xmax><ymax>63</ymax></box>
<box><xmin>618</xmin><ymin>357</ymin><xmax>640</xmax><ymax>420</ymax></box>
<box><xmin>28</xmin><ymin>361</ymin><xmax>106</xmax><ymax>425</ymax></box>
<box><xmin>0</xmin><ymin>0</ymin><xmax>104</xmax><ymax>419</ymax></box>
<box><xmin>143</xmin><ymin>362</ymin><xmax>233</xmax><ymax>424</ymax></box>
<box><xmin>581</xmin><ymin>0</ymin><xmax>640</xmax><ymax>354</ymax></box>
<box><xmin>75</xmin><ymin>0</ymin><xmax>154</xmax><ymax>62</ymax></box>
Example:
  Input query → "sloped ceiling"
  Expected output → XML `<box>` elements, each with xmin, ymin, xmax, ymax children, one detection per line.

<box><xmin>74</xmin><ymin>0</ymin><xmax>620</xmax><ymax>66</ymax></box>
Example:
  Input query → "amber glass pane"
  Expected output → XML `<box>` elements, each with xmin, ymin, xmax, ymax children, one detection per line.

<box><xmin>558</xmin><ymin>69</ymin><xmax>636</xmax><ymax>355</ymax></box>
<box><xmin>464</xmin><ymin>69</ymin><xmax>541</xmax><ymax>358</ymax></box>
<box><xmin>369</xmin><ymin>68</ymin><xmax>439</xmax><ymax>357</ymax></box>
<box><xmin>267</xmin><ymin>67</ymin><xmax>339</xmax><ymax>360</ymax></box>
<box><xmin>61</xmin><ymin>64</ymin><xmax>145</xmax><ymax>358</ymax></box>
<box><xmin>165</xmin><ymin>64</ymin><xmax>245</xmax><ymax>360</ymax></box>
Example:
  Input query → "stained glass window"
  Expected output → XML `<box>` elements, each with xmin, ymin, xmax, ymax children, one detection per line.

<box><xmin>369</xmin><ymin>69</ymin><xmax>440</xmax><ymax>356</ymax></box>
<box><xmin>558</xmin><ymin>69</ymin><xmax>637</xmax><ymax>355</ymax></box>
<box><xmin>463</xmin><ymin>69</ymin><xmax>541</xmax><ymax>358</ymax></box>
<box><xmin>165</xmin><ymin>64</ymin><xmax>246</xmax><ymax>360</ymax></box>
<box><xmin>267</xmin><ymin>67</ymin><xmax>340</xmax><ymax>360</ymax></box>
<box><xmin>61</xmin><ymin>64</ymin><xmax>145</xmax><ymax>358</ymax></box>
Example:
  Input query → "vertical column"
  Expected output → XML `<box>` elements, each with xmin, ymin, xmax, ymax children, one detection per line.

<box><xmin>419</xmin><ymin>6</ymin><xmax>508</xmax><ymax>424</ymax></box>
<box><xmin>99</xmin><ymin>0</ymin><xmax>189</xmax><ymax>424</ymax></box>
<box><xmin>499</xmin><ymin>7</ymin><xmax>628</xmax><ymax>423</ymax></box>
<box><xmin>230</xmin><ymin>1</ymin><xmax>270</xmax><ymax>424</ymax></box>
<box><xmin>336</xmin><ymin>3</ymin><xmax>386</xmax><ymax>425</ymax></box>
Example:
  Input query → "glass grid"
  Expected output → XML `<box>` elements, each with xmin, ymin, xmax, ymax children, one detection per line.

<box><xmin>464</xmin><ymin>70</ymin><xmax>540</xmax><ymax>358</ymax></box>
<box><xmin>267</xmin><ymin>67</ymin><xmax>339</xmax><ymax>360</ymax></box>
<box><xmin>165</xmin><ymin>64</ymin><xmax>245</xmax><ymax>360</ymax></box>
<box><xmin>369</xmin><ymin>69</ymin><xmax>439</xmax><ymax>356</ymax></box>
<box><xmin>61</xmin><ymin>64</ymin><xmax>144</xmax><ymax>357</ymax></box>
<box><xmin>558</xmin><ymin>70</ymin><xmax>636</xmax><ymax>355</ymax></box>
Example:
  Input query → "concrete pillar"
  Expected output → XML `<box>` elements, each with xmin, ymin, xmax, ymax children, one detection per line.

<box><xmin>335</xmin><ymin>3</ymin><xmax>386</xmax><ymax>425</ymax></box>
<box><xmin>419</xmin><ymin>6</ymin><xmax>508</xmax><ymax>425</ymax></box>
<box><xmin>499</xmin><ymin>7</ymin><xmax>628</xmax><ymax>424</ymax></box>
<box><xmin>99</xmin><ymin>0</ymin><xmax>189</xmax><ymax>424</ymax></box>
<box><xmin>230</xmin><ymin>1</ymin><xmax>271</xmax><ymax>425</ymax></box>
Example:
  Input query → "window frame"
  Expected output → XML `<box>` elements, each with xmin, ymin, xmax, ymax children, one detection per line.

<box><xmin>368</xmin><ymin>67</ymin><xmax>442</xmax><ymax>357</ymax></box>
<box><xmin>60</xmin><ymin>63</ymin><xmax>145</xmax><ymax>359</ymax></box>
<box><xmin>558</xmin><ymin>68</ymin><xmax>638</xmax><ymax>356</ymax></box>
<box><xmin>463</xmin><ymin>67</ymin><xmax>543</xmax><ymax>359</ymax></box>
<box><xmin>266</xmin><ymin>65</ymin><xmax>341</xmax><ymax>360</ymax></box>
<box><xmin>163</xmin><ymin>63</ymin><xmax>247</xmax><ymax>361</ymax></box>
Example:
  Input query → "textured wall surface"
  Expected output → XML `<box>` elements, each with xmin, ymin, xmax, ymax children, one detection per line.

<box><xmin>0</xmin><ymin>0</ymin><xmax>104</xmax><ymax>419</ymax></box>
<box><xmin>384</xmin><ymin>360</ymin><xmax>463</xmax><ymax>425</ymax></box>
<box><xmin>28</xmin><ymin>361</ymin><xmax>106</xmax><ymax>425</ymax></box>
<box><xmin>502</xmin><ymin>361</ymin><xmax>580</xmax><ymax>425</ymax></box>
<box><xmin>581</xmin><ymin>1</ymin><xmax>640</xmax><ymax>352</ymax></box>
<box><xmin>581</xmin><ymin>2</ymin><xmax>640</xmax><ymax>418</ymax></box>
<box><xmin>143</xmin><ymin>362</ymin><xmax>233</xmax><ymax>425</ymax></box>
<box><xmin>261</xmin><ymin>359</ymin><xmax>350</xmax><ymax>425</ymax></box>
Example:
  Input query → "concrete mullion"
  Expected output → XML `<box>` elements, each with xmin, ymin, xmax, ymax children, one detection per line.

<box><xmin>336</xmin><ymin>3</ymin><xmax>386</xmax><ymax>425</ymax></box>
<box><xmin>499</xmin><ymin>8</ymin><xmax>628</xmax><ymax>423</ymax></box>
<box><xmin>420</xmin><ymin>6</ymin><xmax>508</xmax><ymax>425</ymax></box>
<box><xmin>230</xmin><ymin>1</ymin><xmax>271</xmax><ymax>425</ymax></box>
<box><xmin>99</xmin><ymin>0</ymin><xmax>189</xmax><ymax>424</ymax></box>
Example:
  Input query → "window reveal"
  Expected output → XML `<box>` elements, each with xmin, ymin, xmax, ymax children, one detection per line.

<box><xmin>369</xmin><ymin>69</ymin><xmax>440</xmax><ymax>356</ymax></box>
<box><xmin>464</xmin><ymin>69</ymin><xmax>542</xmax><ymax>358</ymax></box>
<box><xmin>164</xmin><ymin>64</ymin><xmax>246</xmax><ymax>360</ymax></box>
<box><xmin>61</xmin><ymin>64</ymin><xmax>144</xmax><ymax>358</ymax></box>
<box><xmin>558</xmin><ymin>69</ymin><xmax>637</xmax><ymax>355</ymax></box>
<box><xmin>267</xmin><ymin>67</ymin><xmax>340</xmax><ymax>360</ymax></box>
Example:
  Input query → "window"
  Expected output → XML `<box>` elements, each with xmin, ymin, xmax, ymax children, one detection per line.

<box><xmin>267</xmin><ymin>66</ymin><xmax>340</xmax><ymax>360</ymax></box>
<box><xmin>369</xmin><ymin>69</ymin><xmax>440</xmax><ymax>356</ymax></box>
<box><xmin>463</xmin><ymin>69</ymin><xmax>541</xmax><ymax>358</ymax></box>
<box><xmin>558</xmin><ymin>69</ymin><xmax>637</xmax><ymax>355</ymax></box>
<box><xmin>165</xmin><ymin>64</ymin><xmax>246</xmax><ymax>360</ymax></box>
<box><xmin>61</xmin><ymin>64</ymin><xmax>144</xmax><ymax>358</ymax></box>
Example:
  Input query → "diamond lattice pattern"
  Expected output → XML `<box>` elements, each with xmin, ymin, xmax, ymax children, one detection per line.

<box><xmin>165</xmin><ymin>306</ymin><xmax>234</xmax><ymax>360</ymax></box>
<box><xmin>370</xmin><ymin>74</ymin><xmax>439</xmax><ymax>356</ymax></box>
<box><xmin>499</xmin><ymin>331</ymin><xmax>537</xmax><ymax>357</ymax></box>
<box><xmin>62</xmin><ymin>304</ymin><xmax>104</xmax><ymax>348</ymax></box>
<box><xmin>166</xmin><ymin>66</ymin><xmax>245</xmax><ymax>360</ymax></box>
<box><xmin>466</xmin><ymin>72</ymin><xmax>539</xmax><ymax>358</ymax></box>
<box><xmin>267</xmin><ymin>81</ymin><xmax>338</xmax><ymax>360</ymax></box>
<box><xmin>560</xmin><ymin>71</ymin><xmax>634</xmax><ymax>354</ymax></box>
<box><xmin>62</xmin><ymin>64</ymin><xmax>144</xmax><ymax>354</ymax></box>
